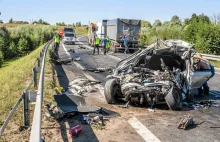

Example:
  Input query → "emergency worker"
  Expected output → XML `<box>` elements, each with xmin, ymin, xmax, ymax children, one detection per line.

<box><xmin>93</xmin><ymin>35</ymin><xmax>100</xmax><ymax>55</ymax></box>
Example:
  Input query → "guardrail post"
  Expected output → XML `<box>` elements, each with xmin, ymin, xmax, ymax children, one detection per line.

<box><xmin>33</xmin><ymin>67</ymin><xmax>37</xmax><ymax>89</ymax></box>
<box><xmin>37</xmin><ymin>57</ymin><xmax>41</xmax><ymax>67</ymax></box>
<box><xmin>23</xmin><ymin>92</ymin><xmax>30</xmax><ymax>126</ymax></box>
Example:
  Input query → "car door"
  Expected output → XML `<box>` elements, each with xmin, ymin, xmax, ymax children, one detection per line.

<box><xmin>189</xmin><ymin>58</ymin><xmax>212</xmax><ymax>89</ymax></box>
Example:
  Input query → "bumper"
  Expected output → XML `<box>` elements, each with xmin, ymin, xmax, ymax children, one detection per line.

<box><xmin>63</xmin><ymin>41</ymin><xmax>75</xmax><ymax>45</ymax></box>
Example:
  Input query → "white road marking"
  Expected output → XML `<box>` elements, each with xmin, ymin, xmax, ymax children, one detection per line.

<box><xmin>128</xmin><ymin>117</ymin><xmax>161</xmax><ymax>142</ymax></box>
<box><xmin>215</xmin><ymin>72</ymin><xmax>220</xmax><ymax>75</ymax></box>
<box><xmin>62</xmin><ymin>43</ymin><xmax>105</xmax><ymax>97</ymax></box>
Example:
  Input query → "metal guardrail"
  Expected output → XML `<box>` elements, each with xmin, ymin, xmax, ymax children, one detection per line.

<box><xmin>29</xmin><ymin>40</ymin><xmax>52</xmax><ymax>142</ymax></box>
<box><xmin>197</xmin><ymin>53</ymin><xmax>220</xmax><ymax>61</ymax></box>
<box><xmin>0</xmin><ymin>40</ymin><xmax>52</xmax><ymax>141</ymax></box>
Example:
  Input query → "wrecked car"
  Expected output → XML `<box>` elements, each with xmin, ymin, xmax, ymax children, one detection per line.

<box><xmin>104</xmin><ymin>39</ymin><xmax>213</xmax><ymax>110</ymax></box>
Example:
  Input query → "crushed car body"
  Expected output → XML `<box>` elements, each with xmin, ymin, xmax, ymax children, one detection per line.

<box><xmin>104</xmin><ymin>39</ymin><xmax>213</xmax><ymax>110</ymax></box>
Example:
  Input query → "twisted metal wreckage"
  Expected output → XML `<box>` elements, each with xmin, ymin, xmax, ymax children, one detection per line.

<box><xmin>104</xmin><ymin>39</ymin><xmax>213</xmax><ymax>110</ymax></box>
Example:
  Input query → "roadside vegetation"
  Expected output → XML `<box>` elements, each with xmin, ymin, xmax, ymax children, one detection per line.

<box><xmin>0</xmin><ymin>25</ymin><xmax>56</xmax><ymax>67</ymax></box>
<box><xmin>0</xmin><ymin>44</ymin><xmax>58</xmax><ymax>141</ymax></box>
<box><xmin>140</xmin><ymin>13</ymin><xmax>220</xmax><ymax>55</ymax></box>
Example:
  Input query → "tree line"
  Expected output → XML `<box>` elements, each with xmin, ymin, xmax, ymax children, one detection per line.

<box><xmin>0</xmin><ymin>26</ymin><xmax>56</xmax><ymax>67</ymax></box>
<box><xmin>140</xmin><ymin>13</ymin><xmax>220</xmax><ymax>55</ymax></box>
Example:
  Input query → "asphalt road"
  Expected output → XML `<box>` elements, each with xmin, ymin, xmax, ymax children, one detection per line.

<box><xmin>57</xmin><ymin>36</ymin><xmax>220</xmax><ymax>142</ymax></box>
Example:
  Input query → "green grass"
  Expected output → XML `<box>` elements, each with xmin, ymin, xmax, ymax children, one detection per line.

<box><xmin>0</xmin><ymin>44</ymin><xmax>58</xmax><ymax>141</ymax></box>
<box><xmin>210</xmin><ymin>60</ymin><xmax>220</xmax><ymax>68</ymax></box>
<box><xmin>0</xmin><ymin>45</ymin><xmax>44</xmax><ymax>122</ymax></box>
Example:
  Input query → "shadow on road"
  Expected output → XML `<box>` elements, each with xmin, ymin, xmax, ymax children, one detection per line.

<box><xmin>51</xmin><ymin>48</ymin><xmax>99</xmax><ymax>142</ymax></box>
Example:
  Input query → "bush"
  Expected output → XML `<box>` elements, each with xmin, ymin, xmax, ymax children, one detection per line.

<box><xmin>140</xmin><ymin>13</ymin><xmax>220</xmax><ymax>55</ymax></box>
<box><xmin>0</xmin><ymin>25</ymin><xmax>56</xmax><ymax>67</ymax></box>
<box><xmin>0</xmin><ymin>51</ymin><xmax>3</xmax><ymax>67</ymax></box>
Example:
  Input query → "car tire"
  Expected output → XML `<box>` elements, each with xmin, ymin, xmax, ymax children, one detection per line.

<box><xmin>165</xmin><ymin>86</ymin><xmax>183</xmax><ymax>110</ymax></box>
<box><xmin>104</xmin><ymin>79</ymin><xmax>119</xmax><ymax>104</ymax></box>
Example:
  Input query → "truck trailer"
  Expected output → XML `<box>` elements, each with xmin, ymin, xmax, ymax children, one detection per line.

<box><xmin>88</xmin><ymin>20</ymin><xmax>108</xmax><ymax>46</ymax></box>
<box><xmin>88</xmin><ymin>18</ymin><xmax>141</xmax><ymax>52</ymax></box>
<box><xmin>107</xmin><ymin>18</ymin><xmax>141</xmax><ymax>52</ymax></box>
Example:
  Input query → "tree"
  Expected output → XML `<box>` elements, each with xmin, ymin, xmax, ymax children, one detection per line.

<box><xmin>9</xmin><ymin>18</ymin><xmax>13</xmax><ymax>23</ymax></box>
<box><xmin>18</xmin><ymin>38</ymin><xmax>29</xmax><ymax>55</ymax></box>
<box><xmin>153</xmin><ymin>20</ymin><xmax>162</xmax><ymax>27</ymax></box>
<box><xmin>198</xmin><ymin>13</ymin><xmax>211</xmax><ymax>24</ymax></box>
<box><xmin>170</xmin><ymin>15</ymin><xmax>181</xmax><ymax>25</ymax></box>
<box><xmin>141</xmin><ymin>20</ymin><xmax>152</xmax><ymax>28</ymax></box>
<box><xmin>0</xmin><ymin>51</ymin><xmax>3</xmax><ymax>68</ymax></box>
<box><xmin>171</xmin><ymin>15</ymin><xmax>180</xmax><ymax>23</ymax></box>
<box><xmin>78</xmin><ymin>22</ymin><xmax>81</xmax><ymax>27</ymax></box>
<box><xmin>72</xmin><ymin>23</ymin><xmax>75</xmax><ymax>27</ymax></box>
<box><xmin>162</xmin><ymin>21</ymin><xmax>170</xmax><ymax>27</ymax></box>
<box><xmin>183</xmin><ymin>18</ymin><xmax>190</xmax><ymax>25</ymax></box>
<box><xmin>38</xmin><ymin>19</ymin><xmax>43</xmax><ymax>24</ymax></box>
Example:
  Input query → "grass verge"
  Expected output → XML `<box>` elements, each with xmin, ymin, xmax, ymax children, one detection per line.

<box><xmin>210</xmin><ymin>60</ymin><xmax>220</xmax><ymax>69</ymax></box>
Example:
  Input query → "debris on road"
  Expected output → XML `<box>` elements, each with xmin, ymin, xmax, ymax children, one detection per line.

<box><xmin>69</xmin><ymin>125</ymin><xmax>82</xmax><ymax>137</ymax></box>
<box><xmin>68</xmin><ymin>49</ymin><xmax>75</xmax><ymax>53</ymax></box>
<box><xmin>79</xmin><ymin>45</ymin><xmax>86</xmax><ymax>49</ymax></box>
<box><xmin>83</xmin><ymin>68</ymin><xmax>113</xmax><ymax>73</ymax></box>
<box><xmin>66</xmin><ymin>78</ymin><xmax>101</xmax><ymax>95</ymax></box>
<box><xmin>45</xmin><ymin>103</ymin><xmax>65</xmax><ymax>120</ymax></box>
<box><xmin>147</xmin><ymin>108</ymin><xmax>156</xmax><ymax>112</ymax></box>
<box><xmin>191</xmin><ymin>100</ymin><xmax>214</xmax><ymax>110</ymax></box>
<box><xmin>78</xmin><ymin>113</ymin><xmax>106</xmax><ymax>129</ymax></box>
<box><xmin>177</xmin><ymin>115</ymin><xmax>194</xmax><ymax>130</ymax></box>
<box><xmin>73</xmin><ymin>57</ymin><xmax>80</xmax><ymax>61</ymax></box>
<box><xmin>210</xmin><ymin>126</ymin><xmax>220</xmax><ymax>128</ymax></box>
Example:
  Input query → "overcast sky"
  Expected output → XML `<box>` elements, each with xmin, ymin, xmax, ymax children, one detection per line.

<box><xmin>0</xmin><ymin>0</ymin><xmax>220</xmax><ymax>25</ymax></box>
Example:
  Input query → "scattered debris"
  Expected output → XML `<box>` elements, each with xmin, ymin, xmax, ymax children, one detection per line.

<box><xmin>79</xmin><ymin>45</ymin><xmax>86</xmax><ymax>49</ymax></box>
<box><xmin>210</xmin><ymin>126</ymin><xmax>220</xmax><ymax>128</ymax></box>
<box><xmin>73</xmin><ymin>57</ymin><xmax>80</xmax><ymax>61</ymax></box>
<box><xmin>45</xmin><ymin>103</ymin><xmax>65</xmax><ymax>120</ymax></box>
<box><xmin>83</xmin><ymin>68</ymin><xmax>113</xmax><ymax>73</ymax></box>
<box><xmin>68</xmin><ymin>49</ymin><xmax>75</xmax><ymax>53</ymax></box>
<box><xmin>191</xmin><ymin>100</ymin><xmax>214</xmax><ymax>109</ymax></box>
<box><xmin>67</xmin><ymin>78</ymin><xmax>101</xmax><ymax>95</ymax></box>
<box><xmin>69</xmin><ymin>125</ymin><xmax>82</xmax><ymax>137</ymax></box>
<box><xmin>78</xmin><ymin>113</ymin><xmax>105</xmax><ymax>129</ymax></box>
<box><xmin>147</xmin><ymin>108</ymin><xmax>156</xmax><ymax>112</ymax></box>
<box><xmin>177</xmin><ymin>115</ymin><xmax>194</xmax><ymax>130</ymax></box>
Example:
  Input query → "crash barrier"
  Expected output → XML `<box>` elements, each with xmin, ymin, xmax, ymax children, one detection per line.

<box><xmin>0</xmin><ymin>40</ymin><xmax>52</xmax><ymax>141</ymax></box>
<box><xmin>197</xmin><ymin>53</ymin><xmax>220</xmax><ymax>61</ymax></box>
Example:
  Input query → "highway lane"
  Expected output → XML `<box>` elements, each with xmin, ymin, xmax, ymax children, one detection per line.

<box><xmin>57</xmin><ymin>37</ymin><xmax>220</xmax><ymax>142</ymax></box>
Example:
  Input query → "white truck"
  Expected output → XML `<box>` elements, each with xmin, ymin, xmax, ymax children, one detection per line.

<box><xmin>88</xmin><ymin>18</ymin><xmax>141</xmax><ymax>52</ymax></box>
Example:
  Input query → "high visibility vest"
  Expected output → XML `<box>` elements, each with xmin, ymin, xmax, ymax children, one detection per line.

<box><xmin>95</xmin><ymin>37</ymin><xmax>100</xmax><ymax>45</ymax></box>
<box><xmin>55</xmin><ymin>36</ymin><xmax>60</xmax><ymax>43</ymax></box>
<box><xmin>106</xmin><ymin>38</ymin><xmax>111</xmax><ymax>49</ymax></box>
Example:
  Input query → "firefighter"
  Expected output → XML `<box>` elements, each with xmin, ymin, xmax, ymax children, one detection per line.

<box><xmin>106</xmin><ymin>36</ymin><xmax>111</xmax><ymax>53</ymax></box>
<box><xmin>93</xmin><ymin>35</ymin><xmax>100</xmax><ymax>55</ymax></box>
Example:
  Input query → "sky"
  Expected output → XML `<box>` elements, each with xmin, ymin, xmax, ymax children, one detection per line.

<box><xmin>0</xmin><ymin>0</ymin><xmax>220</xmax><ymax>25</ymax></box>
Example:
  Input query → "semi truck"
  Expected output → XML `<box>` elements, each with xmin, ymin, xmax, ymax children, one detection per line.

<box><xmin>88</xmin><ymin>18</ymin><xmax>141</xmax><ymax>52</ymax></box>
<box><xmin>106</xmin><ymin>18</ymin><xmax>141</xmax><ymax>52</ymax></box>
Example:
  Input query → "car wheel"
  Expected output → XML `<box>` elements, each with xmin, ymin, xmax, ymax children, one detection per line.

<box><xmin>104</xmin><ymin>79</ymin><xmax>120</xmax><ymax>104</ymax></box>
<box><xmin>165</xmin><ymin>86</ymin><xmax>183</xmax><ymax>110</ymax></box>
